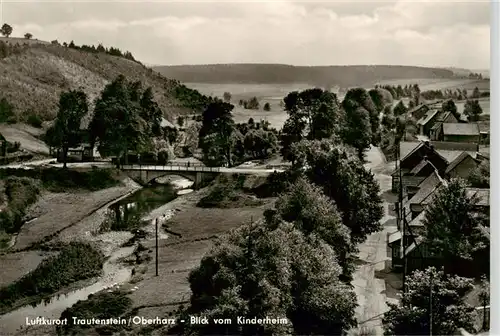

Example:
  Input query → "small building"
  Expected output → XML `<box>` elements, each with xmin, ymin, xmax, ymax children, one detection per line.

<box><xmin>445</xmin><ymin>152</ymin><xmax>480</xmax><ymax>180</ymax></box>
<box><xmin>442</xmin><ymin>123</ymin><xmax>480</xmax><ymax>144</ymax></box>
<box><xmin>429</xmin><ymin>111</ymin><xmax>459</xmax><ymax>140</ymax></box>
<box><xmin>478</xmin><ymin>120</ymin><xmax>490</xmax><ymax>145</ymax></box>
<box><xmin>416</xmin><ymin>109</ymin><xmax>440</xmax><ymax>136</ymax></box>
<box><xmin>408</xmin><ymin>104</ymin><xmax>431</xmax><ymax>121</ymax></box>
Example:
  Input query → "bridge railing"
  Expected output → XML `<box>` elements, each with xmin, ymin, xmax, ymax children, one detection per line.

<box><xmin>121</xmin><ymin>163</ymin><xmax>221</xmax><ymax>172</ymax></box>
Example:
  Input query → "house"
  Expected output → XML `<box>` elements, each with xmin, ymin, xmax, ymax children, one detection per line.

<box><xmin>408</xmin><ymin>104</ymin><xmax>431</xmax><ymax>120</ymax></box>
<box><xmin>445</xmin><ymin>152</ymin><xmax>480</xmax><ymax>179</ymax></box>
<box><xmin>442</xmin><ymin>123</ymin><xmax>480</xmax><ymax>143</ymax></box>
<box><xmin>392</xmin><ymin>141</ymin><xmax>451</xmax><ymax>192</ymax></box>
<box><xmin>429</xmin><ymin>112</ymin><xmax>459</xmax><ymax>140</ymax></box>
<box><xmin>416</xmin><ymin>108</ymin><xmax>441</xmax><ymax>136</ymax></box>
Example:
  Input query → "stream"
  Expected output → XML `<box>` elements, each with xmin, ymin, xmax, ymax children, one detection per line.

<box><xmin>0</xmin><ymin>177</ymin><xmax>194</xmax><ymax>335</ymax></box>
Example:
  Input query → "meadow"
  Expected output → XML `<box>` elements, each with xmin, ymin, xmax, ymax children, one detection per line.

<box><xmin>187</xmin><ymin>78</ymin><xmax>491</xmax><ymax>130</ymax></box>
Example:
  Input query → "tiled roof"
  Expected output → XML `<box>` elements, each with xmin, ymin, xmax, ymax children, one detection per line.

<box><xmin>417</xmin><ymin>109</ymin><xmax>440</xmax><ymax>126</ymax></box>
<box><xmin>442</xmin><ymin>123</ymin><xmax>480</xmax><ymax>136</ymax></box>
<box><xmin>445</xmin><ymin>152</ymin><xmax>474</xmax><ymax>174</ymax></box>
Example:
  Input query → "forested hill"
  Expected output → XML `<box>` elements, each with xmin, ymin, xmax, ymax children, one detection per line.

<box><xmin>152</xmin><ymin>64</ymin><xmax>456</xmax><ymax>86</ymax></box>
<box><xmin>0</xmin><ymin>40</ymin><xmax>211</xmax><ymax>124</ymax></box>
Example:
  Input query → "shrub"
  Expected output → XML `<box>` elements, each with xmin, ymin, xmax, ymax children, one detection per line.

<box><xmin>0</xmin><ymin>177</ymin><xmax>41</xmax><ymax>233</ymax></box>
<box><xmin>157</xmin><ymin>150</ymin><xmax>169</xmax><ymax>165</ymax></box>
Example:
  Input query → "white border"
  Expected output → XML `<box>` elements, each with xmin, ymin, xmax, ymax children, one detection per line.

<box><xmin>491</xmin><ymin>0</ymin><xmax>499</xmax><ymax>334</ymax></box>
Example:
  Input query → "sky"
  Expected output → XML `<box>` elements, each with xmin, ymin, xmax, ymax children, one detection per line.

<box><xmin>0</xmin><ymin>0</ymin><xmax>491</xmax><ymax>69</ymax></box>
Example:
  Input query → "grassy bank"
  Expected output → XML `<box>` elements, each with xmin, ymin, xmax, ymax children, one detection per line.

<box><xmin>0</xmin><ymin>242</ymin><xmax>104</xmax><ymax>313</ymax></box>
<box><xmin>57</xmin><ymin>291</ymin><xmax>133</xmax><ymax>336</ymax></box>
<box><xmin>0</xmin><ymin>167</ymin><xmax>121</xmax><ymax>192</ymax></box>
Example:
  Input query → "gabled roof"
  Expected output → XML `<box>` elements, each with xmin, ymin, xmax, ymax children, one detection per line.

<box><xmin>399</xmin><ymin>141</ymin><xmax>422</xmax><ymax>160</ymax></box>
<box><xmin>445</xmin><ymin>152</ymin><xmax>475</xmax><ymax>174</ymax></box>
<box><xmin>436</xmin><ymin>150</ymin><xmax>476</xmax><ymax>163</ymax></box>
<box><xmin>442</xmin><ymin>123</ymin><xmax>480</xmax><ymax>136</ymax></box>
<box><xmin>407</xmin><ymin>171</ymin><xmax>445</xmax><ymax>206</ymax></box>
<box><xmin>417</xmin><ymin>109</ymin><xmax>440</xmax><ymax>126</ymax></box>
<box><xmin>436</xmin><ymin>111</ymin><xmax>451</xmax><ymax>122</ymax></box>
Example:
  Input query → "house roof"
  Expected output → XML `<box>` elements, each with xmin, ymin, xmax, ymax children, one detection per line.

<box><xmin>430</xmin><ymin>122</ymin><xmax>442</xmax><ymax>131</ymax></box>
<box><xmin>436</xmin><ymin>150</ymin><xmax>476</xmax><ymax>163</ymax></box>
<box><xmin>388</xmin><ymin>231</ymin><xmax>402</xmax><ymax>244</ymax></box>
<box><xmin>445</xmin><ymin>152</ymin><xmax>475</xmax><ymax>174</ymax></box>
<box><xmin>409</xmin><ymin>210</ymin><xmax>427</xmax><ymax>227</ymax></box>
<box><xmin>442</xmin><ymin>123</ymin><xmax>480</xmax><ymax>136</ymax></box>
<box><xmin>435</xmin><ymin>111</ymin><xmax>452</xmax><ymax>122</ymax></box>
<box><xmin>399</xmin><ymin>141</ymin><xmax>422</xmax><ymax>160</ymax></box>
<box><xmin>410</xmin><ymin>159</ymin><xmax>433</xmax><ymax>175</ymax></box>
<box><xmin>417</xmin><ymin>109</ymin><xmax>440</xmax><ymax>126</ymax></box>
<box><xmin>407</xmin><ymin>171</ymin><xmax>445</xmax><ymax>206</ymax></box>
<box><xmin>431</xmin><ymin>141</ymin><xmax>479</xmax><ymax>152</ymax></box>
<box><xmin>465</xmin><ymin>188</ymin><xmax>490</xmax><ymax>206</ymax></box>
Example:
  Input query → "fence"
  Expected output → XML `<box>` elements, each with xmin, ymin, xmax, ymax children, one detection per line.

<box><xmin>121</xmin><ymin>163</ymin><xmax>221</xmax><ymax>173</ymax></box>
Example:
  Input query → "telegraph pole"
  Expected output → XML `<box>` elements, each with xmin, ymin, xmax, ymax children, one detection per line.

<box><xmin>429</xmin><ymin>272</ymin><xmax>433</xmax><ymax>336</ymax></box>
<box><xmin>155</xmin><ymin>218</ymin><xmax>159</xmax><ymax>277</ymax></box>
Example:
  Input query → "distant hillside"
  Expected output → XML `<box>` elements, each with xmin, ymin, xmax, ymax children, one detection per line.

<box><xmin>0</xmin><ymin>40</ymin><xmax>211</xmax><ymax>124</ymax></box>
<box><xmin>152</xmin><ymin>64</ymin><xmax>457</xmax><ymax>86</ymax></box>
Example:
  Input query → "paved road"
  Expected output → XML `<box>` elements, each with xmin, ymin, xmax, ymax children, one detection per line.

<box><xmin>350</xmin><ymin>146</ymin><xmax>399</xmax><ymax>336</ymax></box>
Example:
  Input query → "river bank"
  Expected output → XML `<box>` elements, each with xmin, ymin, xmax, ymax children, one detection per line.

<box><xmin>0</xmin><ymin>171</ymin><xmax>276</xmax><ymax>336</ymax></box>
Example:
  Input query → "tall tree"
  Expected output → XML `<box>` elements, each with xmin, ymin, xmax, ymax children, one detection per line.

<box><xmin>23</xmin><ymin>32</ymin><xmax>33</xmax><ymax>39</ymax></box>
<box><xmin>45</xmin><ymin>90</ymin><xmax>88</xmax><ymax>168</ymax></box>
<box><xmin>222</xmin><ymin>91</ymin><xmax>232</xmax><ymax>103</ymax></box>
<box><xmin>343</xmin><ymin>88</ymin><xmax>379</xmax><ymax>144</ymax></box>
<box><xmin>442</xmin><ymin>99</ymin><xmax>460</xmax><ymax>120</ymax></box>
<box><xmin>291</xmin><ymin>140</ymin><xmax>384</xmax><ymax>244</ymax></box>
<box><xmin>423</xmin><ymin>179</ymin><xmax>489</xmax><ymax>275</ymax></box>
<box><xmin>89</xmin><ymin>75</ymin><xmax>152</xmax><ymax>167</ymax></box>
<box><xmin>393</xmin><ymin>100</ymin><xmax>408</xmax><ymax>116</ymax></box>
<box><xmin>199</xmin><ymin>101</ymin><xmax>236</xmax><ymax>166</ymax></box>
<box><xmin>184</xmin><ymin>220</ymin><xmax>357</xmax><ymax>336</ymax></box>
<box><xmin>342</xmin><ymin>101</ymin><xmax>372</xmax><ymax>161</ymax></box>
<box><xmin>1</xmin><ymin>24</ymin><xmax>13</xmax><ymax>37</ymax></box>
<box><xmin>464</xmin><ymin>99</ymin><xmax>483</xmax><ymax>122</ymax></box>
<box><xmin>140</xmin><ymin>87</ymin><xmax>163</xmax><ymax>135</ymax></box>
<box><xmin>383</xmin><ymin>267</ymin><xmax>477</xmax><ymax>336</ymax></box>
<box><xmin>273</xmin><ymin>177</ymin><xmax>356</xmax><ymax>281</ymax></box>
<box><xmin>472</xmin><ymin>87</ymin><xmax>481</xmax><ymax>99</ymax></box>
<box><xmin>280</xmin><ymin>88</ymin><xmax>342</xmax><ymax>160</ymax></box>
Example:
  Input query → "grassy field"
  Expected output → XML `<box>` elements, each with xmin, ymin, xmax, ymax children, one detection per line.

<box><xmin>375</xmin><ymin>78</ymin><xmax>490</xmax><ymax>92</ymax></box>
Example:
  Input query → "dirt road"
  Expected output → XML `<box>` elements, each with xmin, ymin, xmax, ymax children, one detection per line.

<box><xmin>350</xmin><ymin>146</ymin><xmax>399</xmax><ymax>336</ymax></box>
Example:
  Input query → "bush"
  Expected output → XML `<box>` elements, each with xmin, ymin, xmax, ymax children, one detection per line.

<box><xmin>0</xmin><ymin>242</ymin><xmax>105</xmax><ymax>312</ymax></box>
<box><xmin>26</xmin><ymin>114</ymin><xmax>43</xmax><ymax>128</ymax></box>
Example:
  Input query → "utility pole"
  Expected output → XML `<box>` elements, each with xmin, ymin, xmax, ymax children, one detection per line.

<box><xmin>429</xmin><ymin>272</ymin><xmax>433</xmax><ymax>336</ymax></box>
<box><xmin>155</xmin><ymin>218</ymin><xmax>159</xmax><ymax>277</ymax></box>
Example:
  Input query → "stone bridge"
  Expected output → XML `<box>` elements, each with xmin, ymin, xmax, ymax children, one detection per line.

<box><xmin>120</xmin><ymin>164</ymin><xmax>221</xmax><ymax>189</ymax></box>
